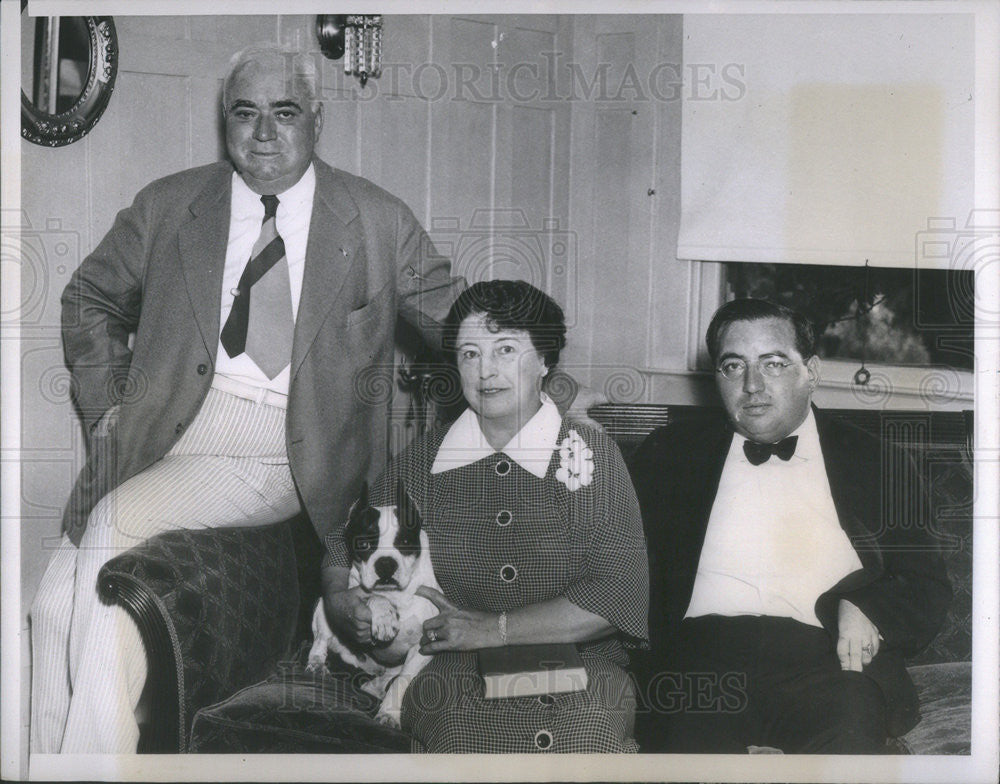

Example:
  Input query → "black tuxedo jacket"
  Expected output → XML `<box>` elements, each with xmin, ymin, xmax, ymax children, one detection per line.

<box><xmin>629</xmin><ymin>406</ymin><xmax>951</xmax><ymax>737</ymax></box>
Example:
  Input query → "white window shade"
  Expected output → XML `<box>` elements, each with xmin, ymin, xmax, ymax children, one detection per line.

<box><xmin>678</xmin><ymin>13</ymin><xmax>975</xmax><ymax>268</ymax></box>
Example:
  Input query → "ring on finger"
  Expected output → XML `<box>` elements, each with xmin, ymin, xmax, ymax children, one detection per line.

<box><xmin>862</xmin><ymin>643</ymin><xmax>874</xmax><ymax>656</ymax></box>
<box><xmin>427</xmin><ymin>629</ymin><xmax>438</xmax><ymax>642</ymax></box>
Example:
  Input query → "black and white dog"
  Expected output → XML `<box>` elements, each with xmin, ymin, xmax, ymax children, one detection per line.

<box><xmin>307</xmin><ymin>482</ymin><xmax>441</xmax><ymax>728</ymax></box>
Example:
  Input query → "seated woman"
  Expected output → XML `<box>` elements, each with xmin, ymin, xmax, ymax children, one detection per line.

<box><xmin>323</xmin><ymin>279</ymin><xmax>649</xmax><ymax>752</ymax></box>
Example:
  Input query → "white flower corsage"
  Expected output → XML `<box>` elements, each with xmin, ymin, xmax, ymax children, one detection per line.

<box><xmin>556</xmin><ymin>429</ymin><xmax>595</xmax><ymax>491</ymax></box>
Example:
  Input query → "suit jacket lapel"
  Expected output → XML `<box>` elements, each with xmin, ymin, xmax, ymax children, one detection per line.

<box><xmin>179</xmin><ymin>166</ymin><xmax>232</xmax><ymax>360</ymax></box>
<box><xmin>691</xmin><ymin>416</ymin><xmax>732</xmax><ymax>539</ymax></box>
<box><xmin>291</xmin><ymin>160</ymin><xmax>360</xmax><ymax>380</ymax></box>
<box><xmin>675</xmin><ymin>414</ymin><xmax>733</xmax><ymax>615</ymax></box>
<box><xmin>815</xmin><ymin>406</ymin><xmax>884</xmax><ymax>573</ymax></box>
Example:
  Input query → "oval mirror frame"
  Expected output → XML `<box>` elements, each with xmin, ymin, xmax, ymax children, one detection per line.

<box><xmin>21</xmin><ymin>11</ymin><xmax>118</xmax><ymax>148</ymax></box>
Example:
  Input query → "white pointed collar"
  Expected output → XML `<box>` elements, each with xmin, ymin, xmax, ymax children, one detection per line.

<box><xmin>431</xmin><ymin>392</ymin><xmax>563</xmax><ymax>478</ymax></box>
<box><xmin>231</xmin><ymin>163</ymin><xmax>316</xmax><ymax>220</ymax></box>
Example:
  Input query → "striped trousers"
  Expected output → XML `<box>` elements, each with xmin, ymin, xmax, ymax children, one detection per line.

<box><xmin>29</xmin><ymin>387</ymin><xmax>302</xmax><ymax>753</ymax></box>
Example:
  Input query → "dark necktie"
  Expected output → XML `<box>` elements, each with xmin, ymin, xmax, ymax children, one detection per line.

<box><xmin>220</xmin><ymin>194</ymin><xmax>294</xmax><ymax>379</ymax></box>
<box><xmin>743</xmin><ymin>435</ymin><xmax>798</xmax><ymax>465</ymax></box>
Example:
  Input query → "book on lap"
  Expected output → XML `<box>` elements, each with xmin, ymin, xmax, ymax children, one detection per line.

<box><xmin>478</xmin><ymin>643</ymin><xmax>588</xmax><ymax>699</ymax></box>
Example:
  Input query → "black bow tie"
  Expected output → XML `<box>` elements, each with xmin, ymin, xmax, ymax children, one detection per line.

<box><xmin>743</xmin><ymin>436</ymin><xmax>798</xmax><ymax>465</ymax></box>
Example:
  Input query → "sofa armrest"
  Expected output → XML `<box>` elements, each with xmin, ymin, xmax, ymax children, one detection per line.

<box><xmin>98</xmin><ymin>520</ymin><xmax>300</xmax><ymax>752</ymax></box>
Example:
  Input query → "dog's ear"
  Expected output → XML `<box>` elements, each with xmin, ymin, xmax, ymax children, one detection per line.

<box><xmin>348</xmin><ymin>481</ymin><xmax>369</xmax><ymax>522</ymax></box>
<box><xmin>395</xmin><ymin>479</ymin><xmax>422</xmax><ymax>534</ymax></box>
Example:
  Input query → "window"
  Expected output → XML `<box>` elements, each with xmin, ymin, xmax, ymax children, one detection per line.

<box><xmin>724</xmin><ymin>262</ymin><xmax>974</xmax><ymax>372</ymax></box>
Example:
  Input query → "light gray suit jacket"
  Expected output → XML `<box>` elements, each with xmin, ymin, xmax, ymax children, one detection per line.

<box><xmin>60</xmin><ymin>157</ymin><xmax>464</xmax><ymax>545</ymax></box>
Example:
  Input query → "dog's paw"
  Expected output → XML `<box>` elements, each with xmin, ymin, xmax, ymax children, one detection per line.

<box><xmin>374</xmin><ymin>707</ymin><xmax>402</xmax><ymax>730</ymax></box>
<box><xmin>371</xmin><ymin>616</ymin><xmax>400</xmax><ymax>643</ymax></box>
<box><xmin>367</xmin><ymin>596</ymin><xmax>400</xmax><ymax>643</ymax></box>
<box><xmin>305</xmin><ymin>638</ymin><xmax>329</xmax><ymax>673</ymax></box>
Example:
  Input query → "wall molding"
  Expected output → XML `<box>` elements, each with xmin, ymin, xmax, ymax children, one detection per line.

<box><xmin>638</xmin><ymin>362</ymin><xmax>973</xmax><ymax>411</ymax></box>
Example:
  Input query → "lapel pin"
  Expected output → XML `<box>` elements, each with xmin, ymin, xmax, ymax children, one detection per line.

<box><xmin>339</xmin><ymin>247</ymin><xmax>350</xmax><ymax>258</ymax></box>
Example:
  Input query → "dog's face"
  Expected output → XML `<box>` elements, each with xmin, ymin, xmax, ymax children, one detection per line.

<box><xmin>344</xmin><ymin>482</ymin><xmax>424</xmax><ymax>592</ymax></box>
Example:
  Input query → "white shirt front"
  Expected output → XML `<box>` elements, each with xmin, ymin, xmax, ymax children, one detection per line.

<box><xmin>213</xmin><ymin>164</ymin><xmax>316</xmax><ymax>394</ymax></box>
<box><xmin>684</xmin><ymin>409</ymin><xmax>863</xmax><ymax>628</ymax></box>
<box><xmin>430</xmin><ymin>393</ymin><xmax>562</xmax><ymax>477</ymax></box>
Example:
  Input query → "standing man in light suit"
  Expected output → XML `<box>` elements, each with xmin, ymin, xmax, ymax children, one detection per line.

<box><xmin>29</xmin><ymin>45</ymin><xmax>472</xmax><ymax>754</ymax></box>
<box><xmin>631</xmin><ymin>298</ymin><xmax>951</xmax><ymax>753</ymax></box>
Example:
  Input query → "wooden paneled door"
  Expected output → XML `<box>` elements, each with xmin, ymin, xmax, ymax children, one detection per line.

<box><xmin>427</xmin><ymin>15</ymin><xmax>572</xmax><ymax>301</ymax></box>
<box><xmin>564</xmin><ymin>15</ymin><xmax>661</xmax><ymax>392</ymax></box>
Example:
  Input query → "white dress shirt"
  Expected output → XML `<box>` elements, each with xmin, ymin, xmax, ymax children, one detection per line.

<box><xmin>684</xmin><ymin>409</ymin><xmax>863</xmax><ymax>628</ymax></box>
<box><xmin>214</xmin><ymin>164</ymin><xmax>316</xmax><ymax>395</ymax></box>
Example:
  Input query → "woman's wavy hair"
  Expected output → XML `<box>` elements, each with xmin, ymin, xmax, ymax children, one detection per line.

<box><xmin>442</xmin><ymin>280</ymin><xmax>567</xmax><ymax>370</ymax></box>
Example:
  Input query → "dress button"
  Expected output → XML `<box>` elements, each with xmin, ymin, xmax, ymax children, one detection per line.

<box><xmin>197</xmin><ymin>363</ymin><xmax>208</xmax><ymax>375</ymax></box>
<box><xmin>538</xmin><ymin>694</ymin><xmax>555</xmax><ymax>706</ymax></box>
<box><xmin>500</xmin><ymin>564</ymin><xmax>517</xmax><ymax>583</ymax></box>
<box><xmin>175</xmin><ymin>423</ymin><xmax>184</xmax><ymax>434</ymax></box>
<box><xmin>495</xmin><ymin>459</ymin><xmax>511</xmax><ymax>476</ymax></box>
<box><xmin>496</xmin><ymin>510</ymin><xmax>512</xmax><ymax>527</ymax></box>
<box><xmin>534</xmin><ymin>729</ymin><xmax>552</xmax><ymax>750</ymax></box>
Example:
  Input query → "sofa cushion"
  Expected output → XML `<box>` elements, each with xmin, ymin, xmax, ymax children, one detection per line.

<box><xmin>898</xmin><ymin>662</ymin><xmax>971</xmax><ymax>755</ymax></box>
<box><xmin>188</xmin><ymin>645</ymin><xmax>410</xmax><ymax>753</ymax></box>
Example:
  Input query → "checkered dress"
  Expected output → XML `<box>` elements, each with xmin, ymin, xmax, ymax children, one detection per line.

<box><xmin>326</xmin><ymin>419</ymin><xmax>649</xmax><ymax>753</ymax></box>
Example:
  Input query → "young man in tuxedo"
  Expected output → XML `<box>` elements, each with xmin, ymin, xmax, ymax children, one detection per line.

<box><xmin>631</xmin><ymin>298</ymin><xmax>951</xmax><ymax>753</ymax></box>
